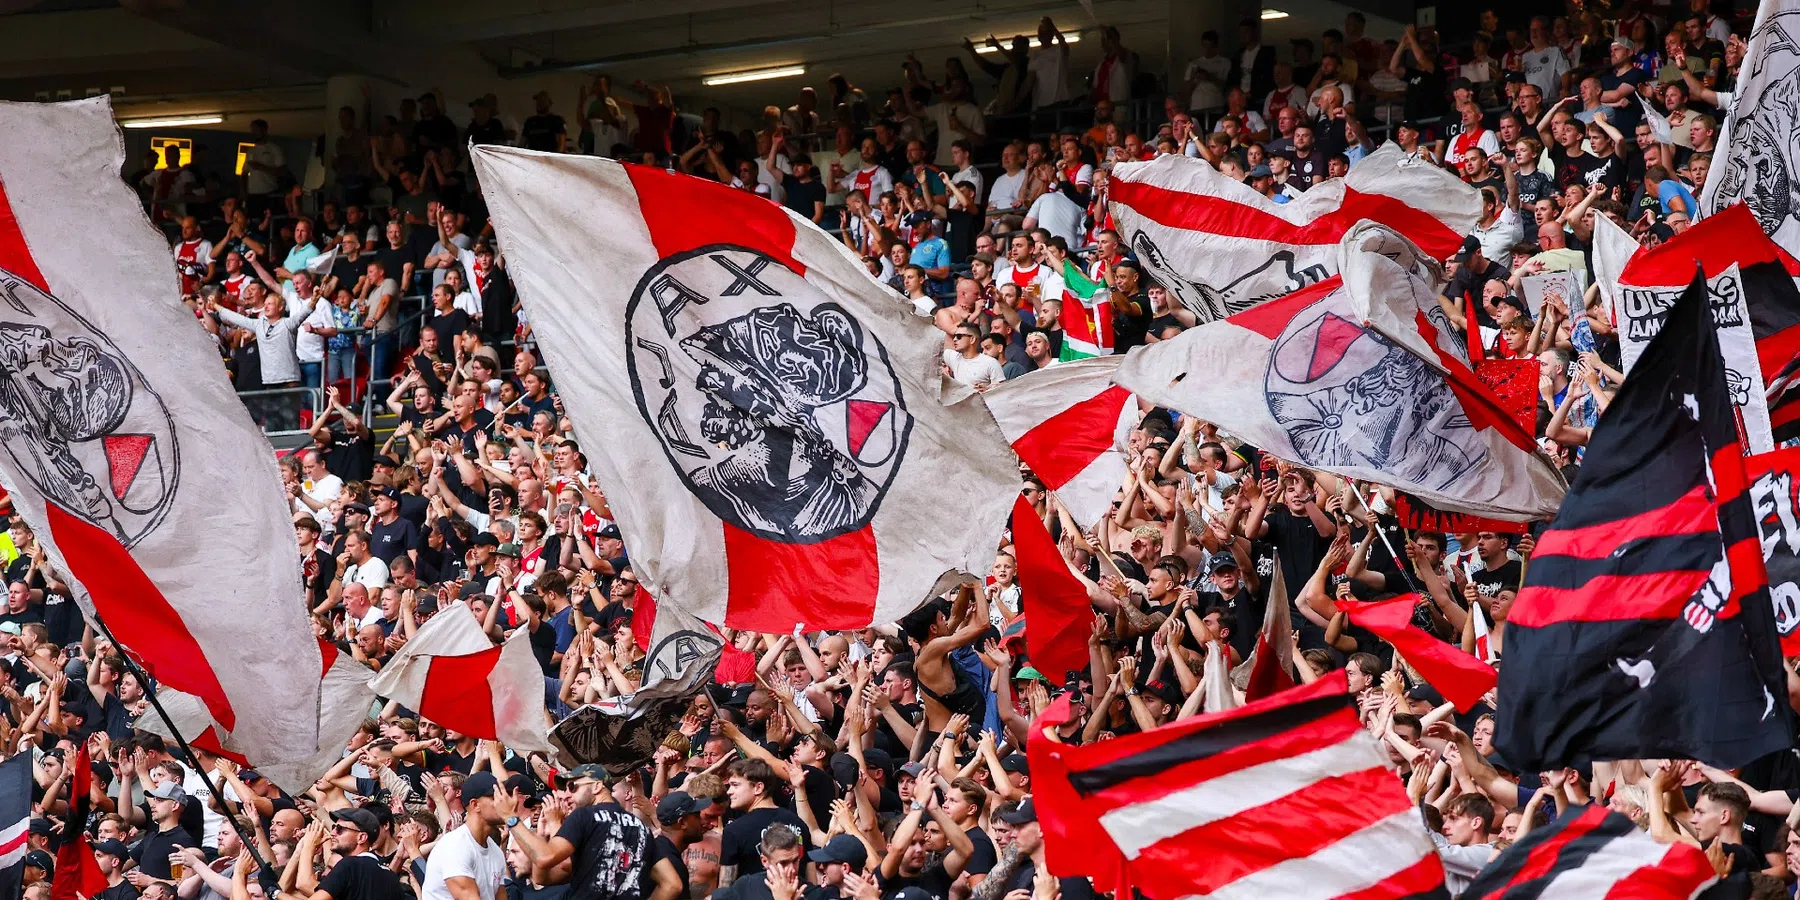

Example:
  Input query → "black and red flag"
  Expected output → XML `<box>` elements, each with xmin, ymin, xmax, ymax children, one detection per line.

<box><xmin>49</xmin><ymin>746</ymin><xmax>105</xmax><ymax>900</ymax></box>
<box><xmin>1458</xmin><ymin>805</ymin><xmax>1722</xmax><ymax>899</ymax></box>
<box><xmin>1496</xmin><ymin>273</ymin><xmax>1793</xmax><ymax>771</ymax></box>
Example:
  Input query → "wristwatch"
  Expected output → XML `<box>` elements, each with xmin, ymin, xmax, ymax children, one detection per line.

<box><xmin>505</xmin><ymin>816</ymin><xmax>521</xmax><ymax>828</ymax></box>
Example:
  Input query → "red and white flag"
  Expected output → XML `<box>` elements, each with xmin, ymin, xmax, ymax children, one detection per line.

<box><xmin>1114</xmin><ymin>222</ymin><xmax>1565</xmax><ymax>520</ymax></box>
<box><xmin>1031</xmin><ymin>672</ymin><xmax>1447</xmax><ymax>900</ymax></box>
<box><xmin>370</xmin><ymin>601</ymin><xmax>553</xmax><ymax>753</ymax></box>
<box><xmin>1008</xmin><ymin>495</ymin><xmax>1092</xmax><ymax>687</ymax></box>
<box><xmin>1108</xmin><ymin>143</ymin><xmax>1479</xmax><ymax>323</ymax></box>
<box><xmin>471</xmin><ymin>147</ymin><xmax>1020</xmax><ymax>637</ymax></box>
<box><xmin>141</xmin><ymin>636</ymin><xmax>377</xmax><ymax>794</ymax></box>
<box><xmin>1336</xmin><ymin>595</ymin><xmax>1497</xmax><ymax>712</ymax></box>
<box><xmin>0</xmin><ymin>98</ymin><xmax>320</xmax><ymax>763</ymax></box>
<box><xmin>981</xmin><ymin>356</ymin><xmax>1133</xmax><ymax>528</ymax></box>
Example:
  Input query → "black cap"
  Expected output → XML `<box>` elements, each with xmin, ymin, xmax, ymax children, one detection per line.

<box><xmin>997</xmin><ymin>798</ymin><xmax>1036</xmax><ymax>825</ymax></box>
<box><xmin>1503</xmin><ymin>70</ymin><xmax>1526</xmax><ymax>85</ymax></box>
<box><xmin>27</xmin><ymin>819</ymin><xmax>53</xmax><ymax>836</ymax></box>
<box><xmin>1206</xmin><ymin>554</ymin><xmax>1240</xmax><ymax>574</ymax></box>
<box><xmin>471</xmin><ymin>533</ymin><xmax>501</xmax><ymax>548</ymax></box>
<box><xmin>502</xmin><ymin>772</ymin><xmax>538</xmax><ymax>798</ymax></box>
<box><xmin>462</xmin><ymin>771</ymin><xmax>502</xmax><ymax>801</ymax></box>
<box><xmin>1496</xmin><ymin>293</ymin><xmax>1530</xmax><ymax>318</ymax></box>
<box><xmin>656</xmin><ymin>791</ymin><xmax>716</xmax><ymax>825</ymax></box>
<box><xmin>1000</xmin><ymin>754</ymin><xmax>1030</xmax><ymax>776</ymax></box>
<box><xmin>1144</xmin><ymin>679</ymin><xmax>1185</xmax><ymax>707</ymax></box>
<box><xmin>93</xmin><ymin>839</ymin><xmax>129</xmax><ymax>858</ymax></box>
<box><xmin>372</xmin><ymin>455</ymin><xmax>399</xmax><ymax>469</ymax></box>
<box><xmin>330</xmin><ymin>807</ymin><xmax>381</xmax><ymax>838</ymax></box>
<box><xmin>597</xmin><ymin>524</ymin><xmax>623</xmax><ymax>540</ymax></box>
<box><xmin>23</xmin><ymin>850</ymin><xmax>51</xmax><ymax>872</ymax></box>
<box><xmin>1447</xmin><ymin>77</ymin><xmax>1474</xmax><ymax>93</ymax></box>
<box><xmin>344</xmin><ymin>502</ymin><xmax>371</xmax><ymax>516</ymax></box>
<box><xmin>808</xmin><ymin>834</ymin><xmax>868</xmax><ymax>869</ymax></box>
<box><xmin>373</xmin><ymin>486</ymin><xmax>400</xmax><ymax>501</ymax></box>
<box><xmin>1456</xmin><ymin>234</ymin><xmax>1482</xmax><ymax>264</ymax></box>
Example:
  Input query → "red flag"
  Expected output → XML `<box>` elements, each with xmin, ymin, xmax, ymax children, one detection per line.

<box><xmin>1010</xmin><ymin>495</ymin><xmax>1092</xmax><ymax>687</ymax></box>
<box><xmin>1237</xmin><ymin>550</ymin><xmax>1293</xmax><ymax>702</ymax></box>
<box><xmin>1336</xmin><ymin>595</ymin><xmax>1497</xmax><ymax>711</ymax></box>
<box><xmin>51</xmin><ymin>747</ymin><xmax>107</xmax><ymax>900</ymax></box>
<box><xmin>1243</xmin><ymin>632</ymin><xmax>1295</xmax><ymax>701</ymax></box>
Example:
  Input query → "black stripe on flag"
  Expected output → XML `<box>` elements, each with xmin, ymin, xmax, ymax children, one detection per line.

<box><xmin>1526</xmin><ymin>532</ymin><xmax>1720</xmax><ymax>588</ymax></box>
<box><xmin>1489</xmin><ymin>812</ymin><xmax>1639</xmax><ymax>900</ymax></box>
<box><xmin>1065</xmin><ymin>692</ymin><xmax>1349</xmax><ymax>795</ymax></box>
<box><xmin>0</xmin><ymin>751</ymin><xmax>31</xmax><ymax>900</ymax></box>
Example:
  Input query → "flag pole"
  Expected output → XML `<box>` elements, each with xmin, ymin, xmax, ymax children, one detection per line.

<box><xmin>1346</xmin><ymin>482</ymin><xmax>1426</xmax><ymax>596</ymax></box>
<box><xmin>81</xmin><ymin>609</ymin><xmax>282</xmax><ymax>893</ymax></box>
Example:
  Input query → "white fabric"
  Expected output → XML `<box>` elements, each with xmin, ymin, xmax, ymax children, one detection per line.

<box><xmin>1107</xmin><ymin>143</ymin><xmax>1481</xmax><ymax>323</ymax></box>
<box><xmin>369</xmin><ymin>600</ymin><xmax>553</xmax><ymax>752</ymax></box>
<box><xmin>0</xmin><ymin>97</ymin><xmax>320</xmax><ymax>764</ymax></box>
<box><xmin>1700</xmin><ymin>0</ymin><xmax>1799</xmax><ymax>237</ymax></box>
<box><xmin>470</xmin><ymin>147</ymin><xmax>1020</xmax><ymax>635</ymax></box>
<box><xmin>1590</xmin><ymin>215</ymin><xmax>1775</xmax><ymax>453</ymax></box>
<box><xmin>421</xmin><ymin>826</ymin><xmax>507</xmax><ymax>900</ymax></box>
<box><xmin>979</xmin><ymin>356</ymin><xmax>1133</xmax><ymax>527</ymax></box>
<box><xmin>1203</xmin><ymin>812</ymin><xmax>1441</xmax><ymax>900</ymax></box>
<box><xmin>1199</xmin><ymin>640</ymin><xmax>1238</xmax><ymax>713</ymax></box>
<box><xmin>1114</xmin><ymin>222</ymin><xmax>1566</xmax><ymax>520</ymax></box>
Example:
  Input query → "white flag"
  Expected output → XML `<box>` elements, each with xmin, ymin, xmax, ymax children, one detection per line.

<box><xmin>1113</xmin><ymin>222</ymin><xmax>1565</xmax><ymax>520</ymax></box>
<box><xmin>1698</xmin><ymin>0</ymin><xmax>1800</xmax><ymax>240</ymax></box>
<box><xmin>470</xmin><ymin>148</ymin><xmax>1020</xmax><ymax>641</ymax></box>
<box><xmin>980</xmin><ymin>356</ymin><xmax>1134</xmax><ymax>528</ymax></box>
<box><xmin>1108</xmin><ymin>143</ymin><xmax>1480</xmax><ymax>323</ymax></box>
<box><xmin>0</xmin><ymin>98</ymin><xmax>319</xmax><ymax>763</ymax></box>
<box><xmin>369</xmin><ymin>601</ymin><xmax>553</xmax><ymax>753</ymax></box>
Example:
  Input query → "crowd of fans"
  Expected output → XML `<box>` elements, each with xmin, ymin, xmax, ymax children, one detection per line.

<box><xmin>5</xmin><ymin>2</ymin><xmax>1780</xmax><ymax>900</ymax></box>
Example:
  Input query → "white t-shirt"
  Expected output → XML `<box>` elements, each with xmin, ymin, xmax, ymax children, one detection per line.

<box><xmin>989</xmin><ymin>169</ymin><xmax>1027</xmax><ymax>210</ymax></box>
<box><xmin>297</xmin><ymin>474</ymin><xmax>343</xmax><ymax>524</ymax></box>
<box><xmin>1185</xmin><ymin>54</ymin><xmax>1231</xmax><ymax>111</ymax></box>
<box><xmin>1026</xmin><ymin>190</ymin><xmax>1085</xmax><ymax>247</ymax></box>
<box><xmin>283</xmin><ymin>289</ymin><xmax>332</xmax><ymax>364</ymax></box>
<box><xmin>345</xmin><ymin>556</ymin><xmax>390</xmax><ymax>591</ymax></box>
<box><xmin>926</xmin><ymin>103</ymin><xmax>985</xmax><ymax>166</ymax></box>
<box><xmin>942</xmin><ymin>349</ymin><xmax>1007</xmax><ymax>387</ymax></box>
<box><xmin>421</xmin><ymin>826</ymin><xmax>507</xmax><ymax>900</ymax></box>
<box><xmin>1213</xmin><ymin>110</ymin><xmax>1268</xmax><ymax>137</ymax></box>
<box><xmin>949</xmin><ymin>166</ymin><xmax>985</xmax><ymax>210</ymax></box>
<box><xmin>245</xmin><ymin>141</ymin><xmax>286</xmax><ymax>196</ymax></box>
<box><xmin>1521</xmin><ymin>47</ymin><xmax>1571</xmax><ymax>103</ymax></box>
<box><xmin>1029</xmin><ymin>42</ymin><xmax>1072</xmax><ymax>108</ymax></box>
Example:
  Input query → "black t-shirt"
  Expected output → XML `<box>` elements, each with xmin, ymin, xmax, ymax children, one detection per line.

<box><xmin>415</xmin><ymin>114</ymin><xmax>459</xmax><ymax>153</ymax></box>
<box><xmin>129</xmin><ymin>825</ymin><xmax>195</xmax><ymax>879</ymax></box>
<box><xmin>719</xmin><ymin>807</ymin><xmax>810</xmax><ymax>877</ymax></box>
<box><xmin>468</xmin><ymin>119</ymin><xmax>509</xmax><ymax>147</ymax></box>
<box><xmin>369</xmin><ymin>516</ymin><xmax>419</xmax><ymax>565</ymax></box>
<box><xmin>522</xmin><ymin>115</ymin><xmax>568</xmax><ymax>152</ymax></box>
<box><xmin>427</xmin><ymin>309</ymin><xmax>472</xmax><ymax>355</ymax></box>
<box><xmin>1112</xmin><ymin>291</ymin><xmax>1154</xmax><ymax>352</ymax></box>
<box><xmin>781</xmin><ymin>176</ymin><xmax>827</xmax><ymax>220</ymax></box>
<box><xmin>1516</xmin><ymin>170</ymin><xmax>1555</xmax><ymax>207</ymax></box>
<box><xmin>1006</xmin><ymin>859</ymin><xmax>1097</xmax><ymax>900</ymax></box>
<box><xmin>963</xmin><ymin>827</ymin><xmax>998</xmax><ymax>876</ymax></box>
<box><xmin>644</xmin><ymin>834</ymin><xmax>688</xmax><ymax>899</ymax></box>
<box><xmin>1402</xmin><ymin>65</ymin><xmax>1449</xmax><ymax>122</ymax></box>
<box><xmin>325</xmin><ymin>428</ymin><xmax>375</xmax><ymax>482</ymax></box>
<box><xmin>317</xmin><ymin>853</ymin><xmax>403</xmax><ymax>900</ymax></box>
<box><xmin>422</xmin><ymin>746</ymin><xmax>479</xmax><ymax>775</ymax></box>
<box><xmin>376</xmin><ymin>244</ymin><xmax>419</xmax><ymax>286</ymax></box>
<box><xmin>556</xmin><ymin>802</ymin><xmax>652</xmax><ymax>900</ymax></box>
<box><xmin>96</xmin><ymin>881</ymin><xmax>140</xmax><ymax>900</ymax></box>
<box><xmin>1469</xmin><ymin>557</ymin><xmax>1524</xmax><ymax>603</ymax></box>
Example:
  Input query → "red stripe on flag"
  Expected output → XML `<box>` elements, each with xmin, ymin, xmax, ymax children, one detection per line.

<box><xmin>1467</xmin><ymin>805</ymin><xmax>1610</xmax><ymax>900</ymax></box>
<box><xmin>721</xmin><ymin>523</ymin><xmax>879</xmax><ymax>630</ymax></box>
<box><xmin>45</xmin><ymin>504</ymin><xmax>236</xmax><ymax>731</ymax></box>
<box><xmin>1414</xmin><ymin>310</ymin><xmax>1537</xmax><ymax>453</ymax></box>
<box><xmin>1533</xmin><ymin>485</ymin><xmax>1714</xmax><ymax>560</ymax></box>
<box><xmin>1511</xmin><ymin>570</ymin><xmax>1719</xmax><ymax>625</ymax></box>
<box><xmin>1243</xmin><ymin>631</ymin><xmax>1295</xmax><ymax>702</ymax></box>
<box><xmin>1011</xmin><ymin>386</ymin><xmax>1131</xmax><ymax>491</ymax></box>
<box><xmin>1622</xmin><ymin>203</ymin><xmax>1800</xmax><ymax>284</ymax></box>
<box><xmin>1109</xmin><ymin>180</ymin><xmax>1466</xmax><ymax>259</ymax></box>
<box><xmin>1226</xmin><ymin>276</ymin><xmax>1342</xmax><ymax>340</ymax></box>
<box><xmin>1131</xmin><ymin>766</ymin><xmax>1412</xmax><ymax>897</ymax></box>
<box><xmin>1080</xmin><ymin>708</ymin><xmax>1364</xmax><ymax>815</ymax></box>
<box><xmin>1335</xmin><ymin>854</ymin><xmax>1449</xmax><ymax>900</ymax></box>
<box><xmin>624</xmin><ymin>164</ymin><xmax>802</xmax><ymax>275</ymax></box>
<box><xmin>0</xmin><ymin>177</ymin><xmax>48</xmax><ymax>291</ymax></box>
<box><xmin>418</xmin><ymin>645</ymin><xmax>503</xmax><ymax>740</ymax></box>
<box><xmin>0</xmin><ymin>831</ymin><xmax>28</xmax><ymax>859</ymax></box>
<box><xmin>1598</xmin><ymin>842</ymin><xmax>1717</xmax><ymax>900</ymax></box>
<box><xmin>1010</xmin><ymin>494</ymin><xmax>1091</xmax><ymax>687</ymax></box>
<box><xmin>1337</xmin><ymin>595</ymin><xmax>1496</xmax><ymax>712</ymax></box>
<box><xmin>318</xmin><ymin>635</ymin><xmax>339</xmax><ymax>677</ymax></box>
<box><xmin>631</xmin><ymin>584</ymin><xmax>657</xmax><ymax>653</ymax></box>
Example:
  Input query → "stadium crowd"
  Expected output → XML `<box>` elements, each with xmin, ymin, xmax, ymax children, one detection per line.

<box><xmin>0</xmin><ymin>1</ymin><xmax>1787</xmax><ymax>900</ymax></box>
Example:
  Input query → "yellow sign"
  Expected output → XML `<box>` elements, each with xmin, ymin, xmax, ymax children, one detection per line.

<box><xmin>149</xmin><ymin>136</ymin><xmax>191</xmax><ymax>169</ymax></box>
<box><xmin>235</xmin><ymin>141</ymin><xmax>254</xmax><ymax>175</ymax></box>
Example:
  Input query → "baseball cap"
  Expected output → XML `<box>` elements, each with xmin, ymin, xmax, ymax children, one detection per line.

<box><xmin>972</xmin><ymin>251</ymin><xmax>996</xmax><ymax>265</ymax></box>
<box><xmin>598</xmin><ymin>524</ymin><xmax>623</xmax><ymax>540</ymax></box>
<box><xmin>1611</xmin><ymin>37</ymin><xmax>1635</xmax><ymax>52</ymax></box>
<box><xmin>1143</xmin><ymin>679</ymin><xmax>1185</xmax><ymax>707</ymax></box>
<box><xmin>1015</xmin><ymin>666</ymin><xmax>1048</xmax><ymax>683</ymax></box>
<box><xmin>471</xmin><ymin>533</ymin><xmax>501</xmax><ymax>548</ymax></box>
<box><xmin>1000</xmin><ymin>754</ymin><xmax>1030</xmax><ymax>776</ymax></box>
<box><xmin>372</xmin><ymin>486</ymin><xmax>400</xmax><ymax>502</ymax></box>
<box><xmin>655</xmin><ymin>791</ymin><xmax>715</xmax><ymax>825</ymax></box>
<box><xmin>1456</xmin><ymin>234</ymin><xmax>1482</xmax><ymax>264</ymax></box>
<box><xmin>27</xmin><ymin>819</ymin><xmax>52</xmax><ymax>836</ymax></box>
<box><xmin>1245</xmin><ymin>163</ymin><xmax>1273</xmax><ymax>180</ymax></box>
<box><xmin>502</xmin><ymin>772</ymin><xmax>538</xmax><ymax>798</ymax></box>
<box><xmin>809</xmin><ymin>834</ymin><xmax>869</xmax><ymax>870</ymax></box>
<box><xmin>1503</xmin><ymin>70</ymin><xmax>1526</xmax><ymax>85</ymax></box>
<box><xmin>554</xmin><ymin>764</ymin><xmax>608</xmax><ymax>789</ymax></box>
<box><xmin>1207</xmin><ymin>554</ymin><xmax>1241</xmax><ymax>574</ymax></box>
<box><xmin>23</xmin><ymin>850</ymin><xmax>51</xmax><ymax>873</ymax></box>
<box><xmin>1496</xmin><ymin>293</ymin><xmax>1530</xmax><ymax>318</ymax></box>
<box><xmin>146</xmin><ymin>781</ymin><xmax>187</xmax><ymax>803</ymax></box>
<box><xmin>330</xmin><ymin>807</ymin><xmax>380</xmax><ymax>838</ymax></box>
<box><xmin>1447</xmin><ymin>77</ymin><xmax>1474</xmax><ymax>94</ymax></box>
<box><xmin>462</xmin><ymin>771</ymin><xmax>501</xmax><ymax>801</ymax></box>
<box><xmin>890</xmin><ymin>889</ymin><xmax>933</xmax><ymax>900</ymax></box>
<box><xmin>897</xmin><ymin>761</ymin><xmax>927</xmax><ymax>779</ymax></box>
<box><xmin>372</xmin><ymin>455</ymin><xmax>399</xmax><ymax>469</ymax></box>
<box><xmin>239</xmin><ymin>770</ymin><xmax>264</xmax><ymax>783</ymax></box>
<box><xmin>92</xmin><ymin>839</ymin><xmax>129</xmax><ymax>859</ymax></box>
<box><xmin>496</xmin><ymin>543</ymin><xmax>522</xmax><ymax>558</ymax></box>
<box><xmin>344</xmin><ymin>502</ymin><xmax>371</xmax><ymax>517</ymax></box>
<box><xmin>997</xmin><ymin>798</ymin><xmax>1037</xmax><ymax>825</ymax></box>
<box><xmin>0</xmin><ymin>623</ymin><xmax>20</xmax><ymax>637</ymax></box>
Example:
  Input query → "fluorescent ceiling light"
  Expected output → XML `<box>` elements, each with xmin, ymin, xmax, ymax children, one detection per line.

<box><xmin>1261</xmin><ymin>8</ymin><xmax>1289</xmax><ymax>18</ymax></box>
<box><xmin>702</xmin><ymin>65</ymin><xmax>806</xmax><ymax>86</ymax></box>
<box><xmin>121</xmin><ymin>115</ymin><xmax>224</xmax><ymax>129</ymax></box>
<box><xmin>975</xmin><ymin>33</ymin><xmax>1082</xmax><ymax>53</ymax></box>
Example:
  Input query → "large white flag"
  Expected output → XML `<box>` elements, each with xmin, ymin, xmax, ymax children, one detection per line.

<box><xmin>1698</xmin><ymin>0</ymin><xmax>1800</xmax><ymax>241</ymax></box>
<box><xmin>0</xmin><ymin>98</ymin><xmax>319</xmax><ymax>762</ymax></box>
<box><xmin>1113</xmin><ymin>222</ymin><xmax>1565</xmax><ymax>520</ymax></box>
<box><xmin>471</xmin><ymin>148</ymin><xmax>1019</xmax><ymax>644</ymax></box>
<box><xmin>980</xmin><ymin>356</ymin><xmax>1133</xmax><ymax>529</ymax></box>
<box><xmin>1108</xmin><ymin>143</ymin><xmax>1480</xmax><ymax>323</ymax></box>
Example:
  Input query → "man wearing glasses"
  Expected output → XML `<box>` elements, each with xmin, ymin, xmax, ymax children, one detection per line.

<box><xmin>299</xmin><ymin>807</ymin><xmax>402</xmax><ymax>900</ymax></box>
<box><xmin>940</xmin><ymin>324</ymin><xmax>1006</xmax><ymax>391</ymax></box>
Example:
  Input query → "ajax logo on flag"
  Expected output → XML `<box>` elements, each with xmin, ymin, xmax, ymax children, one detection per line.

<box><xmin>625</xmin><ymin>245</ymin><xmax>913</xmax><ymax>544</ymax></box>
<box><xmin>0</xmin><ymin>271</ymin><xmax>180</xmax><ymax>547</ymax></box>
